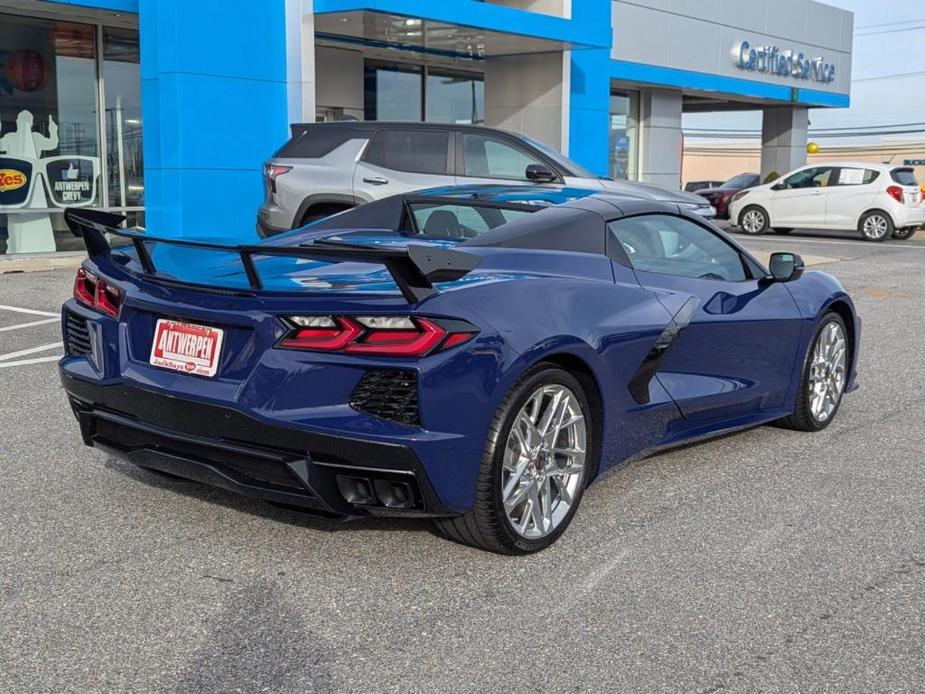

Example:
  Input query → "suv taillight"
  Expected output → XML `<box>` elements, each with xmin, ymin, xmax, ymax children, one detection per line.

<box><xmin>278</xmin><ymin>315</ymin><xmax>477</xmax><ymax>357</ymax></box>
<box><xmin>886</xmin><ymin>185</ymin><xmax>904</xmax><ymax>203</ymax></box>
<box><xmin>265</xmin><ymin>164</ymin><xmax>291</xmax><ymax>195</ymax></box>
<box><xmin>74</xmin><ymin>267</ymin><xmax>123</xmax><ymax>318</ymax></box>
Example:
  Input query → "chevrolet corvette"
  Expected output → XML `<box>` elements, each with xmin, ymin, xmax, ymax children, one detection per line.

<box><xmin>60</xmin><ymin>186</ymin><xmax>859</xmax><ymax>554</ymax></box>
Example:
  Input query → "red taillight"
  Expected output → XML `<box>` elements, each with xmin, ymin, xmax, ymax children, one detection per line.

<box><xmin>279</xmin><ymin>316</ymin><xmax>477</xmax><ymax>357</ymax></box>
<box><xmin>73</xmin><ymin>267</ymin><xmax>123</xmax><ymax>317</ymax></box>
<box><xmin>73</xmin><ymin>267</ymin><xmax>96</xmax><ymax>307</ymax></box>
<box><xmin>886</xmin><ymin>185</ymin><xmax>904</xmax><ymax>203</ymax></box>
<box><xmin>265</xmin><ymin>164</ymin><xmax>291</xmax><ymax>195</ymax></box>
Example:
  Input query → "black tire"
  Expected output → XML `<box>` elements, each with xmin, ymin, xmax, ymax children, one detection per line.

<box><xmin>777</xmin><ymin>312</ymin><xmax>849</xmax><ymax>432</ymax></box>
<box><xmin>739</xmin><ymin>205</ymin><xmax>770</xmax><ymax>235</ymax></box>
<box><xmin>435</xmin><ymin>365</ymin><xmax>594</xmax><ymax>555</ymax></box>
<box><xmin>891</xmin><ymin>226</ymin><xmax>917</xmax><ymax>241</ymax></box>
<box><xmin>299</xmin><ymin>203</ymin><xmax>353</xmax><ymax>227</ymax></box>
<box><xmin>773</xmin><ymin>228</ymin><xmax>794</xmax><ymax>235</ymax></box>
<box><xmin>858</xmin><ymin>210</ymin><xmax>893</xmax><ymax>242</ymax></box>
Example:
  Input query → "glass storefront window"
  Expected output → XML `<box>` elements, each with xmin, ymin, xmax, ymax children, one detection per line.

<box><xmin>0</xmin><ymin>13</ymin><xmax>142</xmax><ymax>255</ymax></box>
<box><xmin>364</xmin><ymin>63</ymin><xmax>422</xmax><ymax>121</ymax></box>
<box><xmin>104</xmin><ymin>27</ymin><xmax>143</xmax><ymax>220</ymax></box>
<box><xmin>426</xmin><ymin>70</ymin><xmax>484</xmax><ymax>125</ymax></box>
<box><xmin>365</xmin><ymin>61</ymin><xmax>484</xmax><ymax>125</ymax></box>
<box><xmin>610</xmin><ymin>91</ymin><xmax>639</xmax><ymax>180</ymax></box>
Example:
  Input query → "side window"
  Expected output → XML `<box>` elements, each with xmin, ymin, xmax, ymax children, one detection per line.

<box><xmin>462</xmin><ymin>134</ymin><xmax>544</xmax><ymax>180</ymax></box>
<box><xmin>836</xmin><ymin>168</ymin><xmax>880</xmax><ymax>186</ymax></box>
<box><xmin>782</xmin><ymin>167</ymin><xmax>836</xmax><ymax>189</ymax></box>
<box><xmin>366</xmin><ymin>130</ymin><xmax>448</xmax><ymax>175</ymax></box>
<box><xmin>609</xmin><ymin>214</ymin><xmax>749</xmax><ymax>282</ymax></box>
<box><xmin>409</xmin><ymin>203</ymin><xmax>531</xmax><ymax>239</ymax></box>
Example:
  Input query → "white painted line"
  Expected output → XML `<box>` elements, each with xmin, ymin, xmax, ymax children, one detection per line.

<box><xmin>0</xmin><ymin>318</ymin><xmax>59</xmax><ymax>333</ymax></box>
<box><xmin>0</xmin><ymin>355</ymin><xmax>61</xmax><ymax>369</ymax></box>
<box><xmin>0</xmin><ymin>342</ymin><xmax>63</xmax><ymax>362</ymax></box>
<box><xmin>0</xmin><ymin>304</ymin><xmax>60</xmax><ymax>317</ymax></box>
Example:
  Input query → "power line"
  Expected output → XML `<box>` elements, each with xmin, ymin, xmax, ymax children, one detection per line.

<box><xmin>852</xmin><ymin>70</ymin><xmax>925</xmax><ymax>82</ymax></box>
<box><xmin>855</xmin><ymin>24</ymin><xmax>925</xmax><ymax>37</ymax></box>
<box><xmin>854</xmin><ymin>17</ymin><xmax>925</xmax><ymax>30</ymax></box>
<box><xmin>685</xmin><ymin>122</ymin><xmax>925</xmax><ymax>133</ymax></box>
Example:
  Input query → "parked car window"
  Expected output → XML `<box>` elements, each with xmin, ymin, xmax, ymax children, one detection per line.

<box><xmin>722</xmin><ymin>173</ymin><xmax>758</xmax><ymax>189</ymax></box>
<box><xmin>609</xmin><ymin>214</ymin><xmax>748</xmax><ymax>282</ymax></box>
<box><xmin>835</xmin><ymin>168</ymin><xmax>880</xmax><ymax>186</ymax></box>
<box><xmin>891</xmin><ymin>168</ymin><xmax>919</xmax><ymax>186</ymax></box>
<box><xmin>409</xmin><ymin>203</ymin><xmax>532</xmax><ymax>239</ymax></box>
<box><xmin>463</xmin><ymin>134</ymin><xmax>544</xmax><ymax>180</ymax></box>
<box><xmin>781</xmin><ymin>167</ymin><xmax>836</xmax><ymax>189</ymax></box>
<box><xmin>364</xmin><ymin>129</ymin><xmax>448</xmax><ymax>175</ymax></box>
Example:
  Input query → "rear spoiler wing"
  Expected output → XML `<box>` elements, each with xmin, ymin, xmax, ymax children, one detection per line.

<box><xmin>64</xmin><ymin>209</ymin><xmax>480</xmax><ymax>303</ymax></box>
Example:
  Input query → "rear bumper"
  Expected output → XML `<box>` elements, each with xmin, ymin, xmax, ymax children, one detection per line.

<box><xmin>61</xmin><ymin>371</ymin><xmax>456</xmax><ymax>519</ymax></box>
<box><xmin>892</xmin><ymin>206</ymin><xmax>925</xmax><ymax>228</ymax></box>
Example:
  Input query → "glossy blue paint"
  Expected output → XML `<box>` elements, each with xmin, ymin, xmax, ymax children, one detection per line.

<box><xmin>138</xmin><ymin>0</ymin><xmax>290</xmax><ymax>240</ymax></box>
<box><xmin>58</xmin><ymin>187</ymin><xmax>860</xmax><ymax>515</ymax></box>
<box><xmin>612</xmin><ymin>59</ymin><xmax>850</xmax><ymax>107</ymax></box>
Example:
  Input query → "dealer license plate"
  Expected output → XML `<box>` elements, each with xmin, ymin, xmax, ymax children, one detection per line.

<box><xmin>149</xmin><ymin>319</ymin><xmax>225</xmax><ymax>378</ymax></box>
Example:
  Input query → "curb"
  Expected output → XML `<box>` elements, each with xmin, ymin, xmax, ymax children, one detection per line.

<box><xmin>0</xmin><ymin>253</ymin><xmax>84</xmax><ymax>274</ymax></box>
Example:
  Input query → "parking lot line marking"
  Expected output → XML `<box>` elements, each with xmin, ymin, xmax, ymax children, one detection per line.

<box><xmin>0</xmin><ymin>318</ymin><xmax>60</xmax><ymax>333</ymax></box>
<box><xmin>0</xmin><ymin>304</ymin><xmax>60</xmax><ymax>317</ymax></box>
<box><xmin>0</xmin><ymin>355</ymin><xmax>61</xmax><ymax>369</ymax></box>
<box><xmin>739</xmin><ymin>237</ymin><xmax>925</xmax><ymax>250</ymax></box>
<box><xmin>0</xmin><ymin>342</ymin><xmax>63</xmax><ymax>362</ymax></box>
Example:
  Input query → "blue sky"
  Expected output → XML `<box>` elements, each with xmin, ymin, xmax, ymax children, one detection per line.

<box><xmin>683</xmin><ymin>0</ymin><xmax>925</xmax><ymax>139</ymax></box>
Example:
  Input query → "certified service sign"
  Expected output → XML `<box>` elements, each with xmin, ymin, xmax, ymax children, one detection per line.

<box><xmin>0</xmin><ymin>157</ymin><xmax>33</xmax><ymax>207</ymax></box>
<box><xmin>733</xmin><ymin>41</ymin><xmax>836</xmax><ymax>84</ymax></box>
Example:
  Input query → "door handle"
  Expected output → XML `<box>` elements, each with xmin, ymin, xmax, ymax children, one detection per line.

<box><xmin>363</xmin><ymin>176</ymin><xmax>389</xmax><ymax>185</ymax></box>
<box><xmin>811</xmin><ymin>190</ymin><xmax>824</xmax><ymax>195</ymax></box>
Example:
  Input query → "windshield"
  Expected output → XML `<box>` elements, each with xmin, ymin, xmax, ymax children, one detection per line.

<box><xmin>520</xmin><ymin>135</ymin><xmax>598</xmax><ymax>179</ymax></box>
<box><xmin>722</xmin><ymin>173</ymin><xmax>756</xmax><ymax>189</ymax></box>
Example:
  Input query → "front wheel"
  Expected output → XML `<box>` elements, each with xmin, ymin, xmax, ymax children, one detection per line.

<box><xmin>778</xmin><ymin>313</ymin><xmax>849</xmax><ymax>432</ymax></box>
<box><xmin>891</xmin><ymin>226</ymin><xmax>918</xmax><ymax>241</ymax></box>
<box><xmin>739</xmin><ymin>206</ymin><xmax>770</xmax><ymax>235</ymax></box>
<box><xmin>435</xmin><ymin>366</ymin><xmax>593</xmax><ymax>554</ymax></box>
<box><xmin>859</xmin><ymin>211</ymin><xmax>893</xmax><ymax>242</ymax></box>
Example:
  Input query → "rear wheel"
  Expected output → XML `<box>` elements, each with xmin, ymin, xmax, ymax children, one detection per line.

<box><xmin>739</xmin><ymin>206</ymin><xmax>770</xmax><ymax>235</ymax></box>
<box><xmin>778</xmin><ymin>313</ymin><xmax>848</xmax><ymax>432</ymax></box>
<box><xmin>858</xmin><ymin>210</ymin><xmax>893</xmax><ymax>242</ymax></box>
<box><xmin>299</xmin><ymin>203</ymin><xmax>353</xmax><ymax>227</ymax></box>
<box><xmin>891</xmin><ymin>226</ymin><xmax>918</xmax><ymax>241</ymax></box>
<box><xmin>436</xmin><ymin>366</ymin><xmax>592</xmax><ymax>554</ymax></box>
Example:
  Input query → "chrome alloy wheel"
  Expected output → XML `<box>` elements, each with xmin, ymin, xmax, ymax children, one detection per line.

<box><xmin>809</xmin><ymin>321</ymin><xmax>847</xmax><ymax>423</ymax></box>
<box><xmin>863</xmin><ymin>214</ymin><xmax>889</xmax><ymax>239</ymax></box>
<box><xmin>741</xmin><ymin>209</ymin><xmax>766</xmax><ymax>234</ymax></box>
<box><xmin>502</xmin><ymin>384</ymin><xmax>587</xmax><ymax>540</ymax></box>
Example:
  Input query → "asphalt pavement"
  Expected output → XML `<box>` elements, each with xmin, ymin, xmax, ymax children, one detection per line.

<box><xmin>1</xmin><ymin>228</ymin><xmax>923</xmax><ymax>693</ymax></box>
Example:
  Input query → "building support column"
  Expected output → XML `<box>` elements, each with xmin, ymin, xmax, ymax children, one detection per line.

<box><xmin>638</xmin><ymin>89</ymin><xmax>682</xmax><ymax>190</ymax></box>
<box><xmin>567</xmin><ymin>0</ymin><xmax>611</xmax><ymax>176</ymax></box>
<box><xmin>760</xmin><ymin>107</ymin><xmax>808</xmax><ymax>181</ymax></box>
<box><xmin>139</xmin><ymin>0</ymin><xmax>310</xmax><ymax>239</ymax></box>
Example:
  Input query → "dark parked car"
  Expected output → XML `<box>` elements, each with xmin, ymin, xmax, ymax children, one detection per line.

<box><xmin>696</xmin><ymin>173</ymin><xmax>761</xmax><ymax>219</ymax></box>
<box><xmin>684</xmin><ymin>180</ymin><xmax>724</xmax><ymax>193</ymax></box>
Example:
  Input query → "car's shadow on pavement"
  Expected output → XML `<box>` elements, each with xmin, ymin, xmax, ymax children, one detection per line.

<box><xmin>104</xmin><ymin>456</ymin><xmax>438</xmax><ymax>537</ymax></box>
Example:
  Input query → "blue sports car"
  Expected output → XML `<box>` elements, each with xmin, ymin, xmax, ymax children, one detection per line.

<box><xmin>60</xmin><ymin>186</ymin><xmax>859</xmax><ymax>554</ymax></box>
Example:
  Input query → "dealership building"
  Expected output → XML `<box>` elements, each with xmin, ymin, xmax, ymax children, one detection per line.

<box><xmin>0</xmin><ymin>0</ymin><xmax>853</xmax><ymax>253</ymax></box>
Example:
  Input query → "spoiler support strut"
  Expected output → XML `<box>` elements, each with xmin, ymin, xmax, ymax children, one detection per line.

<box><xmin>63</xmin><ymin>209</ymin><xmax>481</xmax><ymax>303</ymax></box>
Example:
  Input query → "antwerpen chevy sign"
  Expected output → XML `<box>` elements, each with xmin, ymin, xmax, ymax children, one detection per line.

<box><xmin>733</xmin><ymin>40</ymin><xmax>837</xmax><ymax>84</ymax></box>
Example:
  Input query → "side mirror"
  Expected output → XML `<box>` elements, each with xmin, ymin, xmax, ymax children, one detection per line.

<box><xmin>768</xmin><ymin>252</ymin><xmax>805</xmax><ymax>282</ymax></box>
<box><xmin>771</xmin><ymin>182</ymin><xmax>785</xmax><ymax>191</ymax></box>
<box><xmin>525</xmin><ymin>164</ymin><xmax>556</xmax><ymax>183</ymax></box>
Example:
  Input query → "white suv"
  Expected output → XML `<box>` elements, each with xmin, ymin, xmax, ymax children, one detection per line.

<box><xmin>728</xmin><ymin>162</ymin><xmax>924</xmax><ymax>241</ymax></box>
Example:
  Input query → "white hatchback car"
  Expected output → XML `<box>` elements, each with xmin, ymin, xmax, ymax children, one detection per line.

<box><xmin>728</xmin><ymin>162</ymin><xmax>924</xmax><ymax>241</ymax></box>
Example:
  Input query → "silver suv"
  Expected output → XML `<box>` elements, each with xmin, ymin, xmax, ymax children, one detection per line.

<box><xmin>258</xmin><ymin>122</ymin><xmax>715</xmax><ymax>237</ymax></box>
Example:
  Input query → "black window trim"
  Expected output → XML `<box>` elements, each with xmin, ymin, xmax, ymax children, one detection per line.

<box><xmin>453</xmin><ymin>130</ymin><xmax>567</xmax><ymax>183</ymax></box>
<box><xmin>606</xmin><ymin>212</ymin><xmax>762</xmax><ymax>283</ymax></box>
